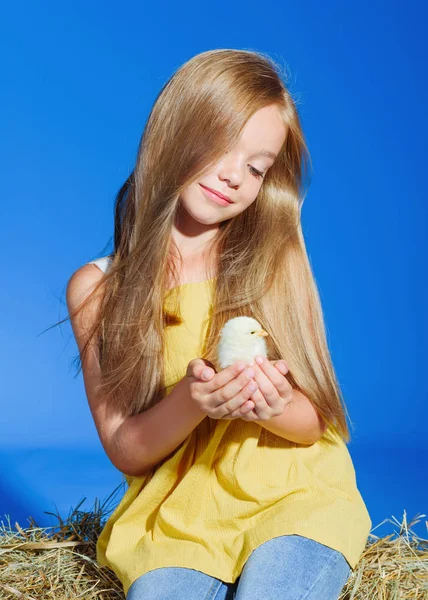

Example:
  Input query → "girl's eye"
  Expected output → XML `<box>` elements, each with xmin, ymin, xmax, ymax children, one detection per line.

<box><xmin>249</xmin><ymin>165</ymin><xmax>264</xmax><ymax>179</ymax></box>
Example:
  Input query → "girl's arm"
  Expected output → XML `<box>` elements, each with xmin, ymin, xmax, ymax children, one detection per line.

<box><xmin>67</xmin><ymin>265</ymin><xmax>206</xmax><ymax>479</ymax></box>
<box><xmin>254</xmin><ymin>388</ymin><xmax>327</xmax><ymax>446</ymax></box>
<box><xmin>112</xmin><ymin>377</ymin><xmax>206</xmax><ymax>476</ymax></box>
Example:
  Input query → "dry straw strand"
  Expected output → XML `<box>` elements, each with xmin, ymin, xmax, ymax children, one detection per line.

<box><xmin>0</xmin><ymin>482</ymin><xmax>427</xmax><ymax>599</ymax></box>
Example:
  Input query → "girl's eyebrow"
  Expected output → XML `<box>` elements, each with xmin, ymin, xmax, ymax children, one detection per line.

<box><xmin>250</xmin><ymin>149</ymin><xmax>277</xmax><ymax>161</ymax></box>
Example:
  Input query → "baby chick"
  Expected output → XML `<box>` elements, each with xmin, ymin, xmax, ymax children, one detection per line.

<box><xmin>217</xmin><ymin>316</ymin><xmax>269</xmax><ymax>369</ymax></box>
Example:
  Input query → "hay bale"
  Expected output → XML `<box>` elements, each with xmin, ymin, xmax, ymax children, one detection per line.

<box><xmin>0</xmin><ymin>482</ymin><xmax>126</xmax><ymax>599</ymax></box>
<box><xmin>1</xmin><ymin>482</ymin><xmax>427</xmax><ymax>599</ymax></box>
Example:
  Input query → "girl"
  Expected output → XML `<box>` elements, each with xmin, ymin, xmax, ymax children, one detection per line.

<box><xmin>66</xmin><ymin>49</ymin><xmax>371</xmax><ymax>599</ymax></box>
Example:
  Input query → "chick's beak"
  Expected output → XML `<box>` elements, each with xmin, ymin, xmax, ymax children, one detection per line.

<box><xmin>255</xmin><ymin>329</ymin><xmax>269</xmax><ymax>337</ymax></box>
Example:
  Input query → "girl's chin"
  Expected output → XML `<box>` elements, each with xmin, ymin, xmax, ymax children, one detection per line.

<box><xmin>188</xmin><ymin>208</ymin><xmax>223</xmax><ymax>225</ymax></box>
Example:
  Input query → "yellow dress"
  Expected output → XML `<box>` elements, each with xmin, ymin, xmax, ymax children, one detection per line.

<box><xmin>96</xmin><ymin>277</ymin><xmax>372</xmax><ymax>597</ymax></box>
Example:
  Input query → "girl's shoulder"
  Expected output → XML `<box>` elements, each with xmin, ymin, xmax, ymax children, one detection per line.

<box><xmin>87</xmin><ymin>255</ymin><xmax>113</xmax><ymax>274</ymax></box>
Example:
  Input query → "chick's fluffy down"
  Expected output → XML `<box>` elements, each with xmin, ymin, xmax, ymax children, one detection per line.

<box><xmin>217</xmin><ymin>316</ymin><xmax>269</xmax><ymax>369</ymax></box>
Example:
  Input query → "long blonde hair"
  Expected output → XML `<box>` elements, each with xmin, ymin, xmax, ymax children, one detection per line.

<box><xmin>56</xmin><ymin>49</ymin><xmax>353</xmax><ymax>442</ymax></box>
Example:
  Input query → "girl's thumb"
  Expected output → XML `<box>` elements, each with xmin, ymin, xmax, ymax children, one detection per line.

<box><xmin>201</xmin><ymin>367</ymin><xmax>213</xmax><ymax>380</ymax></box>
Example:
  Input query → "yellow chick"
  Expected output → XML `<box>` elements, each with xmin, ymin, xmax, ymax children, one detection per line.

<box><xmin>217</xmin><ymin>316</ymin><xmax>269</xmax><ymax>369</ymax></box>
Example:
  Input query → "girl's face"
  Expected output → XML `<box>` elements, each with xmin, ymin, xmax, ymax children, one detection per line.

<box><xmin>179</xmin><ymin>104</ymin><xmax>287</xmax><ymax>227</ymax></box>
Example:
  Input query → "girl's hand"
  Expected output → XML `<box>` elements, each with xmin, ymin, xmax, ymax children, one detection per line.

<box><xmin>221</xmin><ymin>357</ymin><xmax>293</xmax><ymax>421</ymax></box>
<box><xmin>185</xmin><ymin>358</ymin><xmax>260</xmax><ymax>420</ymax></box>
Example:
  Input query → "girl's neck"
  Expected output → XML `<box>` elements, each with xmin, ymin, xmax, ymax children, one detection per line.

<box><xmin>166</xmin><ymin>247</ymin><xmax>218</xmax><ymax>290</ymax></box>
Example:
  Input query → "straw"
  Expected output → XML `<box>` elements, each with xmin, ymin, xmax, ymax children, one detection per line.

<box><xmin>1</xmin><ymin>481</ymin><xmax>426</xmax><ymax>599</ymax></box>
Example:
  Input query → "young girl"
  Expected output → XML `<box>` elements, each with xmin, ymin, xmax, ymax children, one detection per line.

<box><xmin>66</xmin><ymin>49</ymin><xmax>371</xmax><ymax>599</ymax></box>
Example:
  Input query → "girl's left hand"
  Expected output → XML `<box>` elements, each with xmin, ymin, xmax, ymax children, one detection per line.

<box><xmin>221</xmin><ymin>357</ymin><xmax>294</xmax><ymax>421</ymax></box>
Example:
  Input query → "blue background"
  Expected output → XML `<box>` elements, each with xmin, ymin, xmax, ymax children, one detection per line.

<box><xmin>1</xmin><ymin>1</ymin><xmax>426</xmax><ymax>541</ymax></box>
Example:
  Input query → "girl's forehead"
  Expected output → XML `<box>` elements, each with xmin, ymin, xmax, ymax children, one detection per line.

<box><xmin>234</xmin><ymin>106</ymin><xmax>287</xmax><ymax>159</ymax></box>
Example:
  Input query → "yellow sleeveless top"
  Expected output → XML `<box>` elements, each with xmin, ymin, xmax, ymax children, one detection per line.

<box><xmin>96</xmin><ymin>277</ymin><xmax>372</xmax><ymax>597</ymax></box>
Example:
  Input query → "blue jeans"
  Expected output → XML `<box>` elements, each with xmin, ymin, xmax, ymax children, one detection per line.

<box><xmin>126</xmin><ymin>534</ymin><xmax>352</xmax><ymax>599</ymax></box>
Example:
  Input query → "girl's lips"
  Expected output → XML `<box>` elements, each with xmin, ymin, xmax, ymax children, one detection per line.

<box><xmin>199</xmin><ymin>184</ymin><xmax>233</xmax><ymax>206</ymax></box>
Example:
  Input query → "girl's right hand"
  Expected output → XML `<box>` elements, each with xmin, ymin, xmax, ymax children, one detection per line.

<box><xmin>185</xmin><ymin>358</ymin><xmax>259</xmax><ymax>420</ymax></box>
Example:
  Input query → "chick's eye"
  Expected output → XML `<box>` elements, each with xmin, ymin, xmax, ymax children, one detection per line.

<box><xmin>249</xmin><ymin>165</ymin><xmax>264</xmax><ymax>179</ymax></box>
<box><xmin>250</xmin><ymin>331</ymin><xmax>256</xmax><ymax>334</ymax></box>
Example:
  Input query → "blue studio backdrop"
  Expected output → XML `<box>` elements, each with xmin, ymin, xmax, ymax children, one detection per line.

<box><xmin>1</xmin><ymin>0</ymin><xmax>426</xmax><ymax>540</ymax></box>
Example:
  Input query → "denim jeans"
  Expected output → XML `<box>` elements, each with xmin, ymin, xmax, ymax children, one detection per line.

<box><xmin>126</xmin><ymin>534</ymin><xmax>352</xmax><ymax>599</ymax></box>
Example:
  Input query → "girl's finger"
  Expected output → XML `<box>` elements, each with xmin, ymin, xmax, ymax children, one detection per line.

<box><xmin>273</xmin><ymin>359</ymin><xmax>289</xmax><ymax>375</ymax></box>
<box><xmin>255</xmin><ymin>356</ymin><xmax>289</xmax><ymax>392</ymax></box>
<box><xmin>250</xmin><ymin>363</ymin><xmax>278</xmax><ymax>409</ymax></box>
<box><xmin>189</xmin><ymin>359</ymin><xmax>247</xmax><ymax>389</ymax></box>
<box><xmin>224</xmin><ymin>399</ymin><xmax>255</xmax><ymax>419</ymax></box>
<box><xmin>247</xmin><ymin>385</ymin><xmax>272</xmax><ymax>419</ymax></box>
